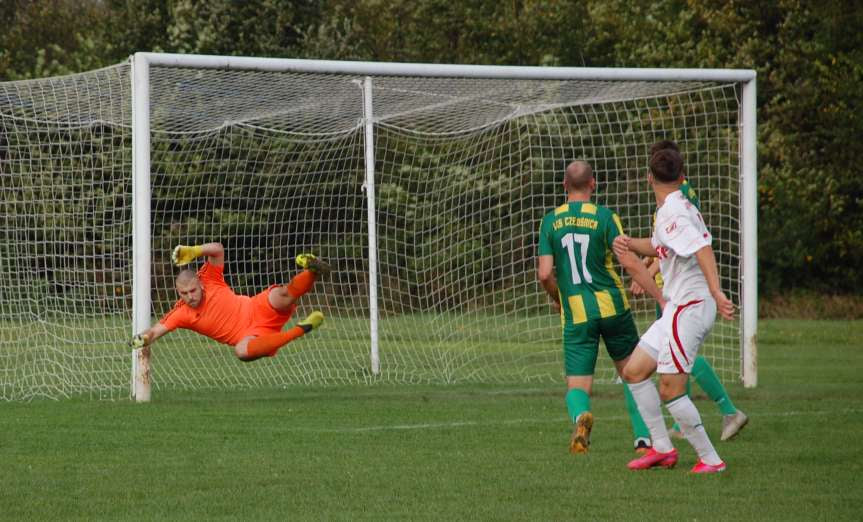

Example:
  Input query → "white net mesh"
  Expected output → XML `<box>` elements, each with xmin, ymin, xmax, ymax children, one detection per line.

<box><xmin>0</xmin><ymin>60</ymin><xmax>743</xmax><ymax>399</ymax></box>
<box><xmin>0</xmin><ymin>65</ymin><xmax>132</xmax><ymax>399</ymax></box>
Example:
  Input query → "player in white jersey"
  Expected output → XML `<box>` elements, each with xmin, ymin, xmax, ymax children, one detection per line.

<box><xmin>641</xmin><ymin>191</ymin><xmax>715</xmax><ymax>373</ymax></box>
<box><xmin>613</xmin><ymin>148</ymin><xmax>735</xmax><ymax>474</ymax></box>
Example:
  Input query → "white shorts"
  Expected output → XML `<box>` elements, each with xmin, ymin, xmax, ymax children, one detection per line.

<box><xmin>638</xmin><ymin>298</ymin><xmax>716</xmax><ymax>374</ymax></box>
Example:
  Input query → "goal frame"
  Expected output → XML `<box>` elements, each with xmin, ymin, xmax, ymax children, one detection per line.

<box><xmin>129</xmin><ymin>52</ymin><xmax>757</xmax><ymax>401</ymax></box>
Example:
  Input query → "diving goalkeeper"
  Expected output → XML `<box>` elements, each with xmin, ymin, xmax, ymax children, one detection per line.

<box><xmin>130</xmin><ymin>242</ymin><xmax>329</xmax><ymax>361</ymax></box>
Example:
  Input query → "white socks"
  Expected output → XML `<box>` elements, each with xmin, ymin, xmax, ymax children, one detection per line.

<box><xmin>626</xmin><ymin>379</ymin><xmax>673</xmax><ymax>453</ymax></box>
<box><xmin>628</xmin><ymin>380</ymin><xmax>723</xmax><ymax>465</ymax></box>
<box><xmin>666</xmin><ymin>395</ymin><xmax>723</xmax><ymax>465</ymax></box>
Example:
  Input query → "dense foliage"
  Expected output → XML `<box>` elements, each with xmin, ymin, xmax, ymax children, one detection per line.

<box><xmin>1</xmin><ymin>0</ymin><xmax>860</xmax><ymax>295</ymax></box>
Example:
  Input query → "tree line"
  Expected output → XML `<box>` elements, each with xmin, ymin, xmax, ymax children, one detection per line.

<box><xmin>1</xmin><ymin>0</ymin><xmax>861</xmax><ymax>296</ymax></box>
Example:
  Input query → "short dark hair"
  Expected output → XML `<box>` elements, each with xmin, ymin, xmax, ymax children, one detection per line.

<box><xmin>650</xmin><ymin>139</ymin><xmax>679</xmax><ymax>156</ymax></box>
<box><xmin>649</xmin><ymin>149</ymin><xmax>683</xmax><ymax>183</ymax></box>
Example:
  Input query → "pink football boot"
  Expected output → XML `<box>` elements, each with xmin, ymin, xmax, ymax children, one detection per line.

<box><xmin>690</xmin><ymin>459</ymin><xmax>727</xmax><ymax>474</ymax></box>
<box><xmin>627</xmin><ymin>448</ymin><xmax>679</xmax><ymax>470</ymax></box>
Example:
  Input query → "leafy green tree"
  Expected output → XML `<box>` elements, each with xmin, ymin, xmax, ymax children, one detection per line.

<box><xmin>164</xmin><ymin>0</ymin><xmax>320</xmax><ymax>56</ymax></box>
<box><xmin>561</xmin><ymin>0</ymin><xmax>863</xmax><ymax>294</ymax></box>
<box><xmin>2</xmin><ymin>0</ymin><xmax>861</xmax><ymax>296</ymax></box>
<box><xmin>101</xmin><ymin>0</ymin><xmax>174</xmax><ymax>57</ymax></box>
<box><xmin>0</xmin><ymin>0</ymin><xmax>112</xmax><ymax>80</ymax></box>
<box><xmin>301</xmin><ymin>0</ymin><xmax>585</xmax><ymax>65</ymax></box>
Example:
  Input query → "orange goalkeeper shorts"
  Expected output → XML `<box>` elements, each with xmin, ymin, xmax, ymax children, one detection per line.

<box><xmin>242</xmin><ymin>285</ymin><xmax>297</xmax><ymax>339</ymax></box>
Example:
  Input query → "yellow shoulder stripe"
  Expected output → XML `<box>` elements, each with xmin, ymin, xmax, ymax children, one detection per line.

<box><xmin>612</xmin><ymin>213</ymin><xmax>624</xmax><ymax>235</ymax></box>
<box><xmin>554</xmin><ymin>204</ymin><xmax>569</xmax><ymax>216</ymax></box>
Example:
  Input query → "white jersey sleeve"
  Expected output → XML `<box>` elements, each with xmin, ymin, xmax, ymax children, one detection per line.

<box><xmin>654</xmin><ymin>203</ymin><xmax>711</xmax><ymax>257</ymax></box>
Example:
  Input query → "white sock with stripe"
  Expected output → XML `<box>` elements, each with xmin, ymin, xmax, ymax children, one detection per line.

<box><xmin>627</xmin><ymin>379</ymin><xmax>674</xmax><ymax>453</ymax></box>
<box><xmin>665</xmin><ymin>395</ymin><xmax>722</xmax><ymax>465</ymax></box>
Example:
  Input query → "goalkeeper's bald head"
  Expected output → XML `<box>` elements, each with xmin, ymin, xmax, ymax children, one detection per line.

<box><xmin>176</xmin><ymin>269</ymin><xmax>199</xmax><ymax>286</ymax></box>
<box><xmin>175</xmin><ymin>269</ymin><xmax>203</xmax><ymax>308</ymax></box>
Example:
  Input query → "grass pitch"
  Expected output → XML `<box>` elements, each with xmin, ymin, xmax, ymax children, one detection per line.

<box><xmin>1</xmin><ymin>319</ymin><xmax>861</xmax><ymax>520</ymax></box>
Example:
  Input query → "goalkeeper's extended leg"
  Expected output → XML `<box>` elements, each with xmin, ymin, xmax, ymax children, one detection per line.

<box><xmin>237</xmin><ymin>311</ymin><xmax>324</xmax><ymax>361</ymax></box>
<box><xmin>268</xmin><ymin>254</ymin><xmax>331</xmax><ymax>313</ymax></box>
<box><xmin>276</xmin><ymin>253</ymin><xmax>330</xmax><ymax>304</ymax></box>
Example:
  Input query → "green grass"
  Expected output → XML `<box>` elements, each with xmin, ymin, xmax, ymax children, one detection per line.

<box><xmin>1</xmin><ymin>319</ymin><xmax>861</xmax><ymax>520</ymax></box>
<box><xmin>0</xmin><ymin>309</ymin><xmax>739</xmax><ymax>398</ymax></box>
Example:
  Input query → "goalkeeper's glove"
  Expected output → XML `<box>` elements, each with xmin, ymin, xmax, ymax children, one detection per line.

<box><xmin>130</xmin><ymin>334</ymin><xmax>149</xmax><ymax>348</ymax></box>
<box><xmin>171</xmin><ymin>245</ymin><xmax>204</xmax><ymax>266</ymax></box>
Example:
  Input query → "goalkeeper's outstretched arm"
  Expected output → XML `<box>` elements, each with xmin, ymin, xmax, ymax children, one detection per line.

<box><xmin>130</xmin><ymin>322</ymin><xmax>170</xmax><ymax>349</ymax></box>
<box><xmin>172</xmin><ymin>242</ymin><xmax>225</xmax><ymax>267</ymax></box>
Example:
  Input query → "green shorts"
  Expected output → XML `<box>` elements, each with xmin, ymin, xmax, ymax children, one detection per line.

<box><xmin>562</xmin><ymin>310</ymin><xmax>639</xmax><ymax>376</ymax></box>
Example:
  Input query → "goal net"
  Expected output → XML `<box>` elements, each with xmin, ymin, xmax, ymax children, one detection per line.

<box><xmin>0</xmin><ymin>55</ymin><xmax>755</xmax><ymax>400</ymax></box>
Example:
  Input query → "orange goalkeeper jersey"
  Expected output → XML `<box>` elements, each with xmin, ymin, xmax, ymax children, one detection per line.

<box><xmin>160</xmin><ymin>262</ymin><xmax>254</xmax><ymax>346</ymax></box>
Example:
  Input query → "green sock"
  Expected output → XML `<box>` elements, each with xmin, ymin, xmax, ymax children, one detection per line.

<box><xmin>622</xmin><ymin>382</ymin><xmax>651</xmax><ymax>443</ymax></box>
<box><xmin>565</xmin><ymin>388</ymin><xmax>590</xmax><ymax>424</ymax></box>
<box><xmin>692</xmin><ymin>355</ymin><xmax>737</xmax><ymax>415</ymax></box>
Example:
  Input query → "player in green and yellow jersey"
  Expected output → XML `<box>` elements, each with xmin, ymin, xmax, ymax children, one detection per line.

<box><xmin>537</xmin><ymin>160</ymin><xmax>665</xmax><ymax>454</ymax></box>
<box><xmin>630</xmin><ymin>140</ymin><xmax>748</xmax><ymax>443</ymax></box>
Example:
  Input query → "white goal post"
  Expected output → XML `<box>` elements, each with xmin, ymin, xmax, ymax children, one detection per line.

<box><xmin>129</xmin><ymin>53</ymin><xmax>757</xmax><ymax>401</ymax></box>
<box><xmin>0</xmin><ymin>53</ymin><xmax>756</xmax><ymax>401</ymax></box>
